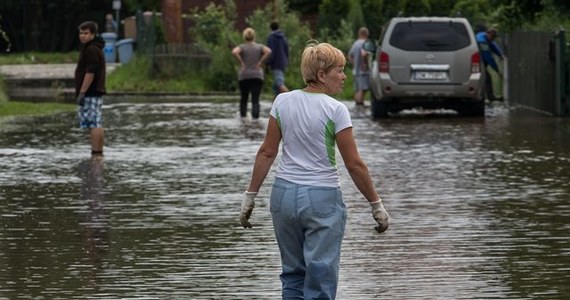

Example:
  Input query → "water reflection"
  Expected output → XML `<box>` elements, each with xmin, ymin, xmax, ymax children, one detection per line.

<box><xmin>78</xmin><ymin>156</ymin><xmax>109</xmax><ymax>289</ymax></box>
<box><xmin>0</xmin><ymin>101</ymin><xmax>569</xmax><ymax>299</ymax></box>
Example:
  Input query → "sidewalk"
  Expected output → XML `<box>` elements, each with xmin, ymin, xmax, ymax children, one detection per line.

<box><xmin>0</xmin><ymin>63</ymin><xmax>116</xmax><ymax>101</ymax></box>
<box><xmin>0</xmin><ymin>63</ymin><xmax>119</xmax><ymax>79</ymax></box>
<box><xmin>0</xmin><ymin>63</ymin><xmax>239</xmax><ymax>103</ymax></box>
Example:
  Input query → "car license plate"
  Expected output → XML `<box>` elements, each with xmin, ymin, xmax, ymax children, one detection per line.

<box><xmin>413</xmin><ymin>71</ymin><xmax>447</xmax><ymax>80</ymax></box>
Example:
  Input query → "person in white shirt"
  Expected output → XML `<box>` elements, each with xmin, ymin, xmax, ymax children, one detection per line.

<box><xmin>239</xmin><ymin>41</ymin><xmax>390</xmax><ymax>299</ymax></box>
<box><xmin>348</xmin><ymin>27</ymin><xmax>370</xmax><ymax>106</ymax></box>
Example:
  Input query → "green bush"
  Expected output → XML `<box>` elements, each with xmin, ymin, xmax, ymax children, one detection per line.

<box><xmin>245</xmin><ymin>0</ymin><xmax>313</xmax><ymax>92</ymax></box>
<box><xmin>188</xmin><ymin>0</ymin><xmax>241</xmax><ymax>91</ymax></box>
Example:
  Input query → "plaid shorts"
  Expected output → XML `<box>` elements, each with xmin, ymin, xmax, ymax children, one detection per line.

<box><xmin>78</xmin><ymin>96</ymin><xmax>103</xmax><ymax>129</ymax></box>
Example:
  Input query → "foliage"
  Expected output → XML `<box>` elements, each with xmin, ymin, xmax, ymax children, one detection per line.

<box><xmin>451</xmin><ymin>0</ymin><xmax>493</xmax><ymax>30</ymax></box>
<box><xmin>0</xmin><ymin>14</ymin><xmax>10</xmax><ymax>53</ymax></box>
<box><xmin>318</xmin><ymin>19</ymin><xmax>355</xmax><ymax>55</ymax></box>
<box><xmin>519</xmin><ymin>0</ymin><xmax>570</xmax><ymax>44</ymax></box>
<box><xmin>518</xmin><ymin>0</ymin><xmax>570</xmax><ymax>31</ymax></box>
<box><xmin>107</xmin><ymin>55</ymin><xmax>151</xmax><ymax>91</ymax></box>
<box><xmin>347</xmin><ymin>0</ymin><xmax>365</xmax><ymax>37</ymax></box>
<box><xmin>0</xmin><ymin>0</ymin><xmax>163</xmax><ymax>53</ymax></box>
<box><xmin>360</xmin><ymin>0</ymin><xmax>386</xmax><ymax>39</ymax></box>
<box><xmin>188</xmin><ymin>0</ymin><xmax>241</xmax><ymax>91</ymax></box>
<box><xmin>493</xmin><ymin>1</ymin><xmax>524</xmax><ymax>33</ymax></box>
<box><xmin>107</xmin><ymin>55</ymin><xmax>208</xmax><ymax>93</ymax></box>
<box><xmin>318</xmin><ymin>0</ymin><xmax>351</xmax><ymax>38</ymax></box>
<box><xmin>245</xmin><ymin>0</ymin><xmax>313</xmax><ymax>91</ymax></box>
<box><xmin>288</xmin><ymin>0</ymin><xmax>320</xmax><ymax>14</ymax></box>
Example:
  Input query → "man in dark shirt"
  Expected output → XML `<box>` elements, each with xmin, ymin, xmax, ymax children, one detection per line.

<box><xmin>266</xmin><ymin>22</ymin><xmax>289</xmax><ymax>97</ymax></box>
<box><xmin>75</xmin><ymin>21</ymin><xmax>106</xmax><ymax>156</ymax></box>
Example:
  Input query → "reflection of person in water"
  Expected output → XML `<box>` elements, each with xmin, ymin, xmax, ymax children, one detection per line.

<box><xmin>78</xmin><ymin>156</ymin><xmax>108</xmax><ymax>278</ymax></box>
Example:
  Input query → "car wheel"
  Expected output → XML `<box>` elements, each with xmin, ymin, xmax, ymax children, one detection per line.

<box><xmin>371</xmin><ymin>97</ymin><xmax>390</xmax><ymax>119</ymax></box>
<box><xmin>459</xmin><ymin>102</ymin><xmax>485</xmax><ymax>117</ymax></box>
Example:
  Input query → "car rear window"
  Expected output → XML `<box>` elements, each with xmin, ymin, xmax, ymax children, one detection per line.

<box><xmin>389</xmin><ymin>21</ymin><xmax>471</xmax><ymax>51</ymax></box>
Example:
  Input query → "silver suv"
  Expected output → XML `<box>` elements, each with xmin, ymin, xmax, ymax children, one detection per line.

<box><xmin>365</xmin><ymin>17</ymin><xmax>485</xmax><ymax>118</ymax></box>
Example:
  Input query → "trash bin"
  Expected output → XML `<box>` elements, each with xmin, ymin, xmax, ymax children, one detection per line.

<box><xmin>101</xmin><ymin>32</ymin><xmax>117</xmax><ymax>63</ymax></box>
<box><xmin>116</xmin><ymin>38</ymin><xmax>135</xmax><ymax>64</ymax></box>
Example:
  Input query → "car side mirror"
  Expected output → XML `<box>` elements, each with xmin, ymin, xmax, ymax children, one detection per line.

<box><xmin>363</xmin><ymin>39</ymin><xmax>377</xmax><ymax>53</ymax></box>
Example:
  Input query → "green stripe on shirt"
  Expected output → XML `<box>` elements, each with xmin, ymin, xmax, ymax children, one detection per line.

<box><xmin>325</xmin><ymin>119</ymin><xmax>336</xmax><ymax>166</ymax></box>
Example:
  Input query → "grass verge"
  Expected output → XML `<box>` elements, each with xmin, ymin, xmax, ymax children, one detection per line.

<box><xmin>0</xmin><ymin>52</ymin><xmax>78</xmax><ymax>65</ymax></box>
<box><xmin>0</xmin><ymin>101</ymin><xmax>76</xmax><ymax>119</ymax></box>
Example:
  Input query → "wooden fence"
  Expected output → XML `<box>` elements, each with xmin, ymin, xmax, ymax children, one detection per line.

<box><xmin>506</xmin><ymin>30</ymin><xmax>568</xmax><ymax>115</ymax></box>
<box><xmin>153</xmin><ymin>43</ymin><xmax>211</xmax><ymax>76</ymax></box>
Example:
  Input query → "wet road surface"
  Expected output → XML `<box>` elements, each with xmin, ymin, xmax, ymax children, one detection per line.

<box><xmin>1</xmin><ymin>101</ymin><xmax>569</xmax><ymax>299</ymax></box>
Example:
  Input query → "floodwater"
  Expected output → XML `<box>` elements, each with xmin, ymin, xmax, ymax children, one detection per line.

<box><xmin>1</xmin><ymin>100</ymin><xmax>569</xmax><ymax>299</ymax></box>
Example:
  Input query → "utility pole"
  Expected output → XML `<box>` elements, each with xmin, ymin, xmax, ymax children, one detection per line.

<box><xmin>113</xmin><ymin>0</ymin><xmax>121</xmax><ymax>36</ymax></box>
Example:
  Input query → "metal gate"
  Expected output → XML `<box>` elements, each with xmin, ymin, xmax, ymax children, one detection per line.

<box><xmin>505</xmin><ymin>30</ymin><xmax>568</xmax><ymax>116</ymax></box>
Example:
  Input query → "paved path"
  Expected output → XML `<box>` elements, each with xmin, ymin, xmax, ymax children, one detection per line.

<box><xmin>0</xmin><ymin>63</ymin><xmax>119</xmax><ymax>79</ymax></box>
<box><xmin>0</xmin><ymin>63</ymin><xmax>237</xmax><ymax>102</ymax></box>
<box><xmin>0</xmin><ymin>63</ymin><xmax>119</xmax><ymax>101</ymax></box>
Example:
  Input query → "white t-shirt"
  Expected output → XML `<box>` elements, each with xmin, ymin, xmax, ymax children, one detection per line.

<box><xmin>270</xmin><ymin>90</ymin><xmax>353</xmax><ymax>187</ymax></box>
<box><xmin>348</xmin><ymin>39</ymin><xmax>369</xmax><ymax>76</ymax></box>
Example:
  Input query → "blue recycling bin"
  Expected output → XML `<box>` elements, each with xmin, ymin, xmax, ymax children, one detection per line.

<box><xmin>116</xmin><ymin>38</ymin><xmax>135</xmax><ymax>64</ymax></box>
<box><xmin>101</xmin><ymin>32</ymin><xmax>117</xmax><ymax>63</ymax></box>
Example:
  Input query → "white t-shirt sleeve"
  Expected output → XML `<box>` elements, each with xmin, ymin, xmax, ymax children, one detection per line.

<box><xmin>334</xmin><ymin>102</ymin><xmax>352</xmax><ymax>134</ymax></box>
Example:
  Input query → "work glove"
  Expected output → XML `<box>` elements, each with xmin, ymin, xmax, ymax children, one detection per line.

<box><xmin>240</xmin><ymin>191</ymin><xmax>257</xmax><ymax>228</ymax></box>
<box><xmin>76</xmin><ymin>93</ymin><xmax>85</xmax><ymax>106</ymax></box>
<box><xmin>370</xmin><ymin>199</ymin><xmax>390</xmax><ymax>233</ymax></box>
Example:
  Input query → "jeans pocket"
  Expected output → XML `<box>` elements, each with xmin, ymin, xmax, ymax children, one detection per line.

<box><xmin>270</xmin><ymin>183</ymin><xmax>286</xmax><ymax>213</ymax></box>
<box><xmin>308</xmin><ymin>187</ymin><xmax>341</xmax><ymax>218</ymax></box>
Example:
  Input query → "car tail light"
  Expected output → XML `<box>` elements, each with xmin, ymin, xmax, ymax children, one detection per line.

<box><xmin>471</xmin><ymin>52</ymin><xmax>481</xmax><ymax>73</ymax></box>
<box><xmin>378</xmin><ymin>51</ymin><xmax>389</xmax><ymax>73</ymax></box>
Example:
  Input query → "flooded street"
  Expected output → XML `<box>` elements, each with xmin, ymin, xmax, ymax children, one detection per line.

<box><xmin>1</xmin><ymin>100</ymin><xmax>569</xmax><ymax>299</ymax></box>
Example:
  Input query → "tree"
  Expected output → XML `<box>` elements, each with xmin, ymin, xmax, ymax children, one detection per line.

<box><xmin>347</xmin><ymin>0</ymin><xmax>365</xmax><ymax>37</ymax></box>
<box><xmin>0</xmin><ymin>0</ymin><xmax>161</xmax><ymax>52</ymax></box>
<box><xmin>0</xmin><ymin>14</ymin><xmax>11</xmax><ymax>52</ymax></box>
<box><xmin>188</xmin><ymin>0</ymin><xmax>241</xmax><ymax>91</ymax></box>
<box><xmin>318</xmin><ymin>0</ymin><xmax>350</xmax><ymax>38</ymax></box>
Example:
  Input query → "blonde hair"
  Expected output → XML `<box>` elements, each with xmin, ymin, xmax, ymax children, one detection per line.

<box><xmin>358</xmin><ymin>27</ymin><xmax>369</xmax><ymax>38</ymax></box>
<box><xmin>301</xmin><ymin>40</ymin><xmax>346</xmax><ymax>84</ymax></box>
<box><xmin>243</xmin><ymin>27</ymin><xmax>255</xmax><ymax>42</ymax></box>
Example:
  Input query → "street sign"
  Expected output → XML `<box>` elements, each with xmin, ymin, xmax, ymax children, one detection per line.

<box><xmin>113</xmin><ymin>0</ymin><xmax>121</xmax><ymax>10</ymax></box>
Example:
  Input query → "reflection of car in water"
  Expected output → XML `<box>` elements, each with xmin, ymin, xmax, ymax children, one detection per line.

<box><xmin>365</xmin><ymin>17</ymin><xmax>485</xmax><ymax>118</ymax></box>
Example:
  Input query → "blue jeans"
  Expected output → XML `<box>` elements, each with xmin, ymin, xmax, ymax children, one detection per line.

<box><xmin>270</xmin><ymin>178</ymin><xmax>347</xmax><ymax>300</ymax></box>
<box><xmin>272</xmin><ymin>69</ymin><xmax>285</xmax><ymax>95</ymax></box>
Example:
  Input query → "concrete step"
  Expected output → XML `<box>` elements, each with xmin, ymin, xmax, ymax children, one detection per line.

<box><xmin>0</xmin><ymin>63</ymin><xmax>118</xmax><ymax>102</ymax></box>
